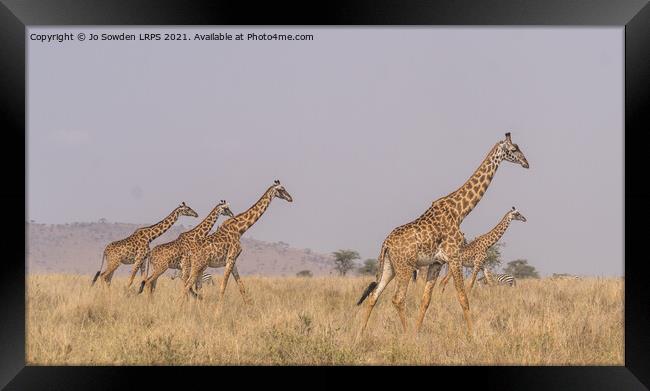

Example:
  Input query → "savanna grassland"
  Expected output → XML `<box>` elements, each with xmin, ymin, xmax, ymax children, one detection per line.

<box><xmin>26</xmin><ymin>274</ymin><xmax>623</xmax><ymax>365</ymax></box>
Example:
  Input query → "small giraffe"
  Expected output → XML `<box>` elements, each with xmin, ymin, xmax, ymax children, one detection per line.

<box><xmin>439</xmin><ymin>207</ymin><xmax>527</xmax><ymax>293</ymax></box>
<box><xmin>137</xmin><ymin>200</ymin><xmax>234</xmax><ymax>295</ymax></box>
<box><xmin>183</xmin><ymin>180</ymin><xmax>293</xmax><ymax>303</ymax></box>
<box><xmin>356</xmin><ymin>133</ymin><xmax>529</xmax><ymax>335</ymax></box>
<box><xmin>91</xmin><ymin>202</ymin><xmax>198</xmax><ymax>288</ymax></box>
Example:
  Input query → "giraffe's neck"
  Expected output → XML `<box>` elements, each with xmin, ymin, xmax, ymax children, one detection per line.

<box><xmin>447</xmin><ymin>143</ymin><xmax>503</xmax><ymax>222</ymax></box>
<box><xmin>185</xmin><ymin>205</ymin><xmax>222</xmax><ymax>241</ymax></box>
<box><xmin>477</xmin><ymin>213</ymin><xmax>512</xmax><ymax>249</ymax></box>
<box><xmin>142</xmin><ymin>209</ymin><xmax>181</xmax><ymax>242</ymax></box>
<box><xmin>227</xmin><ymin>187</ymin><xmax>274</xmax><ymax>235</ymax></box>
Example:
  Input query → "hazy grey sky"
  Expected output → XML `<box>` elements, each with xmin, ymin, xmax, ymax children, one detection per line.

<box><xmin>27</xmin><ymin>27</ymin><xmax>623</xmax><ymax>276</ymax></box>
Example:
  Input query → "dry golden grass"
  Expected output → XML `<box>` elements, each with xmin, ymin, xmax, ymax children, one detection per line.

<box><xmin>26</xmin><ymin>274</ymin><xmax>623</xmax><ymax>365</ymax></box>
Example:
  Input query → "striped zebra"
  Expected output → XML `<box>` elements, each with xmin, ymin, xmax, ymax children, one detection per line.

<box><xmin>170</xmin><ymin>270</ymin><xmax>214</xmax><ymax>289</ymax></box>
<box><xmin>199</xmin><ymin>273</ymin><xmax>215</xmax><ymax>287</ymax></box>
<box><xmin>478</xmin><ymin>273</ymin><xmax>516</xmax><ymax>287</ymax></box>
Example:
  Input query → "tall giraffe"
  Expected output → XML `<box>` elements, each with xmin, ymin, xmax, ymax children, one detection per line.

<box><xmin>439</xmin><ymin>207</ymin><xmax>527</xmax><ymax>293</ymax></box>
<box><xmin>91</xmin><ymin>202</ymin><xmax>198</xmax><ymax>288</ymax></box>
<box><xmin>356</xmin><ymin>133</ymin><xmax>529</xmax><ymax>335</ymax></box>
<box><xmin>137</xmin><ymin>200</ymin><xmax>235</xmax><ymax>295</ymax></box>
<box><xmin>183</xmin><ymin>180</ymin><xmax>293</xmax><ymax>302</ymax></box>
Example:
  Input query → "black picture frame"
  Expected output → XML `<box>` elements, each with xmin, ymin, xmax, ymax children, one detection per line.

<box><xmin>1</xmin><ymin>0</ymin><xmax>648</xmax><ymax>389</ymax></box>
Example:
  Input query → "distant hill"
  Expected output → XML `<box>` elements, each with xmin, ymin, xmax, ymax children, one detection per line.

<box><xmin>26</xmin><ymin>221</ymin><xmax>335</xmax><ymax>276</ymax></box>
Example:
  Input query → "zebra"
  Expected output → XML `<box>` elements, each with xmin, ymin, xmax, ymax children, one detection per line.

<box><xmin>199</xmin><ymin>273</ymin><xmax>215</xmax><ymax>287</ymax></box>
<box><xmin>170</xmin><ymin>269</ymin><xmax>214</xmax><ymax>290</ymax></box>
<box><xmin>478</xmin><ymin>273</ymin><xmax>516</xmax><ymax>287</ymax></box>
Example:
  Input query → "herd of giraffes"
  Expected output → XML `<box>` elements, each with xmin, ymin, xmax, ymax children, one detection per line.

<box><xmin>91</xmin><ymin>132</ymin><xmax>529</xmax><ymax>335</ymax></box>
<box><xmin>91</xmin><ymin>180</ymin><xmax>293</xmax><ymax>304</ymax></box>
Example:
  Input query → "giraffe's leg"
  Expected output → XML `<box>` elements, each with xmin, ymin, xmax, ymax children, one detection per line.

<box><xmin>483</xmin><ymin>268</ymin><xmax>495</xmax><ymax>286</ymax></box>
<box><xmin>146</xmin><ymin>265</ymin><xmax>167</xmax><ymax>295</ymax></box>
<box><xmin>467</xmin><ymin>263</ymin><xmax>482</xmax><ymax>292</ymax></box>
<box><xmin>126</xmin><ymin>263</ymin><xmax>139</xmax><ymax>288</ymax></box>
<box><xmin>218</xmin><ymin>247</ymin><xmax>241</xmax><ymax>304</ymax></box>
<box><xmin>100</xmin><ymin>257</ymin><xmax>120</xmax><ymax>286</ymax></box>
<box><xmin>180</xmin><ymin>255</ymin><xmax>191</xmax><ymax>285</ymax></box>
<box><xmin>105</xmin><ymin>269</ymin><xmax>117</xmax><ymax>286</ymax></box>
<box><xmin>219</xmin><ymin>259</ymin><xmax>236</xmax><ymax>303</ymax></box>
<box><xmin>391</xmin><ymin>271</ymin><xmax>412</xmax><ymax>333</ymax></box>
<box><xmin>231</xmin><ymin>266</ymin><xmax>251</xmax><ymax>305</ymax></box>
<box><xmin>195</xmin><ymin>266</ymin><xmax>208</xmax><ymax>298</ymax></box>
<box><xmin>183</xmin><ymin>258</ymin><xmax>203</xmax><ymax>300</ymax></box>
<box><xmin>359</xmin><ymin>257</ymin><xmax>395</xmax><ymax>336</ymax></box>
<box><xmin>415</xmin><ymin>262</ymin><xmax>443</xmax><ymax>333</ymax></box>
<box><xmin>439</xmin><ymin>267</ymin><xmax>451</xmax><ymax>293</ymax></box>
<box><xmin>194</xmin><ymin>267</ymin><xmax>208</xmax><ymax>299</ymax></box>
<box><xmin>449</xmin><ymin>260</ymin><xmax>473</xmax><ymax>334</ymax></box>
<box><xmin>127</xmin><ymin>252</ymin><xmax>146</xmax><ymax>288</ymax></box>
<box><xmin>139</xmin><ymin>257</ymin><xmax>156</xmax><ymax>294</ymax></box>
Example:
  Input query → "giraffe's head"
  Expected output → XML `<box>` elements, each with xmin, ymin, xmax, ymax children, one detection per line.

<box><xmin>217</xmin><ymin>200</ymin><xmax>235</xmax><ymax>218</ymax></box>
<box><xmin>271</xmin><ymin>180</ymin><xmax>293</xmax><ymax>202</ymax></box>
<box><xmin>499</xmin><ymin>132</ymin><xmax>529</xmax><ymax>169</ymax></box>
<box><xmin>177</xmin><ymin>202</ymin><xmax>199</xmax><ymax>217</ymax></box>
<box><xmin>508</xmin><ymin>206</ymin><xmax>527</xmax><ymax>222</ymax></box>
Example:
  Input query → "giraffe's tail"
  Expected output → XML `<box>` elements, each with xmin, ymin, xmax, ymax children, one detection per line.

<box><xmin>356</xmin><ymin>282</ymin><xmax>377</xmax><ymax>305</ymax></box>
<box><xmin>91</xmin><ymin>252</ymin><xmax>106</xmax><ymax>286</ymax></box>
<box><xmin>357</xmin><ymin>244</ymin><xmax>387</xmax><ymax>306</ymax></box>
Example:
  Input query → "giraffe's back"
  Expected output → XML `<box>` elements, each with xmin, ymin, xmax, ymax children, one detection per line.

<box><xmin>105</xmin><ymin>236</ymin><xmax>143</xmax><ymax>260</ymax></box>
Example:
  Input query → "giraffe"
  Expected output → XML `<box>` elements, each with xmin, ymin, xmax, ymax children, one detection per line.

<box><xmin>91</xmin><ymin>202</ymin><xmax>198</xmax><ymax>288</ymax></box>
<box><xmin>439</xmin><ymin>207</ymin><xmax>527</xmax><ymax>293</ymax></box>
<box><xmin>356</xmin><ymin>133</ymin><xmax>529</xmax><ymax>335</ymax></box>
<box><xmin>183</xmin><ymin>180</ymin><xmax>293</xmax><ymax>303</ymax></box>
<box><xmin>137</xmin><ymin>200</ymin><xmax>235</xmax><ymax>295</ymax></box>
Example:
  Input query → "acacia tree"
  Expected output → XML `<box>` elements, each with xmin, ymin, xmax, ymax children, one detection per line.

<box><xmin>296</xmin><ymin>270</ymin><xmax>313</xmax><ymax>277</ymax></box>
<box><xmin>503</xmin><ymin>259</ymin><xmax>539</xmax><ymax>279</ymax></box>
<box><xmin>332</xmin><ymin>249</ymin><xmax>360</xmax><ymax>276</ymax></box>
<box><xmin>484</xmin><ymin>242</ymin><xmax>505</xmax><ymax>271</ymax></box>
<box><xmin>358</xmin><ymin>258</ymin><xmax>378</xmax><ymax>275</ymax></box>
